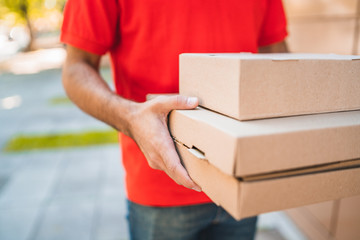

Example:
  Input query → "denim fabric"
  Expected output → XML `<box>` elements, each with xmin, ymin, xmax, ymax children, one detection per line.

<box><xmin>127</xmin><ymin>200</ymin><xmax>257</xmax><ymax>240</ymax></box>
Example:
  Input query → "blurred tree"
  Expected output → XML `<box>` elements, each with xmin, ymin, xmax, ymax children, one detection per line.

<box><xmin>0</xmin><ymin>0</ymin><xmax>65</xmax><ymax>51</ymax></box>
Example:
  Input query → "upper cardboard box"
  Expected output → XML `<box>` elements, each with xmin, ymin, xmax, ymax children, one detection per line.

<box><xmin>179</xmin><ymin>53</ymin><xmax>360</xmax><ymax>120</ymax></box>
<box><xmin>169</xmin><ymin>107</ymin><xmax>360</xmax><ymax>177</ymax></box>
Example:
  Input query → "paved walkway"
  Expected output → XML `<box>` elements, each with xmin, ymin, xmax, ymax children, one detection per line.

<box><xmin>0</xmin><ymin>67</ymin><xmax>129</xmax><ymax>240</ymax></box>
<box><xmin>0</xmin><ymin>52</ymin><xmax>307</xmax><ymax>240</ymax></box>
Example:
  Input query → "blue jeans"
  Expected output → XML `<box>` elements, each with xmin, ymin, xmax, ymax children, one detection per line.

<box><xmin>127</xmin><ymin>200</ymin><xmax>257</xmax><ymax>240</ymax></box>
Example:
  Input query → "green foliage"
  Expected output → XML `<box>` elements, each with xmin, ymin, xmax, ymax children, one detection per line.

<box><xmin>3</xmin><ymin>0</ymin><xmax>31</xmax><ymax>18</ymax></box>
<box><xmin>4</xmin><ymin>130</ymin><xmax>119</xmax><ymax>152</ymax></box>
<box><xmin>1</xmin><ymin>0</ymin><xmax>39</xmax><ymax>24</ymax></box>
<box><xmin>0</xmin><ymin>0</ymin><xmax>65</xmax><ymax>25</ymax></box>
<box><xmin>0</xmin><ymin>0</ymin><xmax>66</xmax><ymax>50</ymax></box>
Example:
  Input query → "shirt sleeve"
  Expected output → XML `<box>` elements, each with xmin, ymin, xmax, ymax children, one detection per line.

<box><xmin>258</xmin><ymin>0</ymin><xmax>288</xmax><ymax>47</ymax></box>
<box><xmin>60</xmin><ymin>0</ymin><xmax>119</xmax><ymax>55</ymax></box>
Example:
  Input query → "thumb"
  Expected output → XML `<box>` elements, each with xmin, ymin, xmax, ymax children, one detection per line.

<box><xmin>165</xmin><ymin>95</ymin><xmax>199</xmax><ymax>111</ymax></box>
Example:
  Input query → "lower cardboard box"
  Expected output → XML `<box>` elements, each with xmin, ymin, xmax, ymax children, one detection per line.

<box><xmin>175</xmin><ymin>142</ymin><xmax>360</xmax><ymax>220</ymax></box>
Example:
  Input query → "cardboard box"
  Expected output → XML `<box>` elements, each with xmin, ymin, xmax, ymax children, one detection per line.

<box><xmin>304</xmin><ymin>201</ymin><xmax>336</xmax><ymax>235</ymax></box>
<box><xmin>286</xmin><ymin>204</ymin><xmax>337</xmax><ymax>240</ymax></box>
<box><xmin>175</xmin><ymin>141</ymin><xmax>360</xmax><ymax>220</ymax></box>
<box><xmin>169</xmin><ymin>107</ymin><xmax>360</xmax><ymax>176</ymax></box>
<box><xmin>286</xmin><ymin>201</ymin><xmax>338</xmax><ymax>240</ymax></box>
<box><xmin>179</xmin><ymin>53</ymin><xmax>360</xmax><ymax>120</ymax></box>
<box><xmin>286</xmin><ymin>196</ymin><xmax>360</xmax><ymax>240</ymax></box>
<box><xmin>335</xmin><ymin>196</ymin><xmax>360</xmax><ymax>240</ymax></box>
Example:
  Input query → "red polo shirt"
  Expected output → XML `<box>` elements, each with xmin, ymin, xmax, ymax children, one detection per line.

<box><xmin>61</xmin><ymin>0</ymin><xmax>287</xmax><ymax>206</ymax></box>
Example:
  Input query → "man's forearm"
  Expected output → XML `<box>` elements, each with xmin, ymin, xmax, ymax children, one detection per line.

<box><xmin>62</xmin><ymin>57</ymin><xmax>135</xmax><ymax>136</ymax></box>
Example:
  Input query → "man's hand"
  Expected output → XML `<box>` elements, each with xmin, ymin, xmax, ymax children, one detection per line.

<box><xmin>63</xmin><ymin>45</ymin><xmax>201</xmax><ymax>192</ymax></box>
<box><xmin>127</xmin><ymin>95</ymin><xmax>202</xmax><ymax>192</ymax></box>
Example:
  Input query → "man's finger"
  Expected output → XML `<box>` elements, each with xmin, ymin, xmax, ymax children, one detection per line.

<box><xmin>159</xmin><ymin>139</ymin><xmax>202</xmax><ymax>192</ymax></box>
<box><xmin>159</xmin><ymin>95</ymin><xmax>199</xmax><ymax>112</ymax></box>
<box><xmin>167</xmin><ymin>162</ymin><xmax>202</xmax><ymax>192</ymax></box>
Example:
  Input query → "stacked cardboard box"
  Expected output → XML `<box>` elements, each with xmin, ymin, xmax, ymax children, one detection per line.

<box><xmin>286</xmin><ymin>195</ymin><xmax>360</xmax><ymax>240</ymax></box>
<box><xmin>168</xmin><ymin>53</ymin><xmax>360</xmax><ymax>220</ymax></box>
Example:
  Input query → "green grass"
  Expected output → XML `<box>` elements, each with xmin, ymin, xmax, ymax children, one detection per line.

<box><xmin>4</xmin><ymin>130</ymin><xmax>119</xmax><ymax>152</ymax></box>
<box><xmin>50</xmin><ymin>96</ymin><xmax>72</xmax><ymax>105</ymax></box>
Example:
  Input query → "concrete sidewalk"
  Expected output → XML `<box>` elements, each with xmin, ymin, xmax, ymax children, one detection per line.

<box><xmin>0</xmin><ymin>55</ymin><xmax>306</xmax><ymax>240</ymax></box>
<box><xmin>0</xmin><ymin>146</ymin><xmax>128</xmax><ymax>240</ymax></box>
<box><xmin>0</xmin><ymin>66</ymin><xmax>129</xmax><ymax>240</ymax></box>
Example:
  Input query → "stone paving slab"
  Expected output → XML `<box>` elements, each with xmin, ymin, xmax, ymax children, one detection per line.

<box><xmin>0</xmin><ymin>145</ymin><xmax>128</xmax><ymax>240</ymax></box>
<box><xmin>95</xmin><ymin>193</ymin><xmax>129</xmax><ymax>240</ymax></box>
<box><xmin>0</xmin><ymin>207</ymin><xmax>40</xmax><ymax>240</ymax></box>
<box><xmin>0</xmin><ymin>152</ymin><xmax>61</xmax><ymax>210</ymax></box>
<box><xmin>34</xmin><ymin>200</ymin><xmax>96</xmax><ymax>240</ymax></box>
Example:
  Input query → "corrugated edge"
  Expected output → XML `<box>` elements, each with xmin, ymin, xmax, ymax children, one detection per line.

<box><xmin>169</xmin><ymin>109</ymin><xmax>238</xmax><ymax>176</ymax></box>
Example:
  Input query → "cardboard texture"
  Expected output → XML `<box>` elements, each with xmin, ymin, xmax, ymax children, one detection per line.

<box><xmin>286</xmin><ymin>208</ymin><xmax>336</xmax><ymax>240</ymax></box>
<box><xmin>176</xmin><ymin>142</ymin><xmax>360</xmax><ymax>220</ymax></box>
<box><xmin>286</xmin><ymin>201</ymin><xmax>337</xmax><ymax>240</ymax></box>
<box><xmin>169</xmin><ymin>107</ymin><xmax>360</xmax><ymax>176</ymax></box>
<box><xmin>305</xmin><ymin>201</ymin><xmax>336</xmax><ymax>234</ymax></box>
<box><xmin>179</xmin><ymin>53</ymin><xmax>360</xmax><ymax>120</ymax></box>
<box><xmin>287</xmin><ymin>196</ymin><xmax>360</xmax><ymax>240</ymax></box>
<box><xmin>335</xmin><ymin>196</ymin><xmax>360</xmax><ymax>240</ymax></box>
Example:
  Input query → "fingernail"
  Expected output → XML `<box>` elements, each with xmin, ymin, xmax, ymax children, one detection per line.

<box><xmin>192</xmin><ymin>186</ymin><xmax>202</xmax><ymax>192</ymax></box>
<box><xmin>187</xmin><ymin>97</ymin><xmax>198</xmax><ymax>106</ymax></box>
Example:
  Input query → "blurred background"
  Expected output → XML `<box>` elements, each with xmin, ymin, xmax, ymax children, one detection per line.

<box><xmin>0</xmin><ymin>0</ymin><xmax>359</xmax><ymax>240</ymax></box>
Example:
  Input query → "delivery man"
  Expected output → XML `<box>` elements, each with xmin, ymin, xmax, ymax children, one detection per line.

<box><xmin>61</xmin><ymin>0</ymin><xmax>288</xmax><ymax>239</ymax></box>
